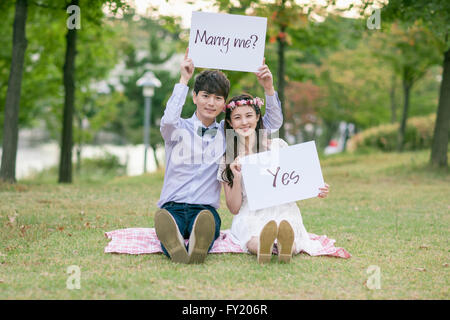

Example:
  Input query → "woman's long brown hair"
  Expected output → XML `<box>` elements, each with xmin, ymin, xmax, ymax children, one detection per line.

<box><xmin>222</xmin><ymin>93</ymin><xmax>267</xmax><ymax>187</ymax></box>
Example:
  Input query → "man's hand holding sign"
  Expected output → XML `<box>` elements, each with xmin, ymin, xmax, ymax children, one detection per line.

<box><xmin>255</xmin><ymin>58</ymin><xmax>275</xmax><ymax>95</ymax></box>
<box><xmin>179</xmin><ymin>48</ymin><xmax>194</xmax><ymax>85</ymax></box>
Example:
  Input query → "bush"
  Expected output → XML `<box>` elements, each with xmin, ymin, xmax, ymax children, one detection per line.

<box><xmin>80</xmin><ymin>152</ymin><xmax>126</xmax><ymax>177</ymax></box>
<box><xmin>25</xmin><ymin>152</ymin><xmax>126</xmax><ymax>183</ymax></box>
<box><xmin>347</xmin><ymin>114</ymin><xmax>436</xmax><ymax>152</ymax></box>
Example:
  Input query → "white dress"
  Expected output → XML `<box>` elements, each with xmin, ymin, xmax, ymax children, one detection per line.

<box><xmin>217</xmin><ymin>138</ymin><xmax>325</xmax><ymax>255</ymax></box>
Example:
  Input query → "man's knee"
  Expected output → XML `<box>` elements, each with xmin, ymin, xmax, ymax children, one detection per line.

<box><xmin>212</xmin><ymin>211</ymin><xmax>221</xmax><ymax>240</ymax></box>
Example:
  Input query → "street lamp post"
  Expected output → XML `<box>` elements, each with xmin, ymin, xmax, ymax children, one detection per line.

<box><xmin>137</xmin><ymin>71</ymin><xmax>161</xmax><ymax>173</ymax></box>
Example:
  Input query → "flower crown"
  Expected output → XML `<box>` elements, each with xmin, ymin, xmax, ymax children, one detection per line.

<box><xmin>223</xmin><ymin>97</ymin><xmax>264</xmax><ymax>112</ymax></box>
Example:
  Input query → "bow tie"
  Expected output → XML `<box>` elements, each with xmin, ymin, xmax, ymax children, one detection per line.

<box><xmin>197</xmin><ymin>126</ymin><xmax>217</xmax><ymax>137</ymax></box>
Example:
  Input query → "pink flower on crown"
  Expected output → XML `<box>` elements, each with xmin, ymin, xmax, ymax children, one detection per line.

<box><xmin>253</xmin><ymin>97</ymin><xmax>264</xmax><ymax>107</ymax></box>
<box><xmin>223</xmin><ymin>97</ymin><xmax>264</xmax><ymax>112</ymax></box>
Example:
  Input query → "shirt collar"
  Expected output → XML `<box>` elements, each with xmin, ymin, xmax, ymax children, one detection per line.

<box><xmin>190</xmin><ymin>111</ymin><xmax>218</xmax><ymax>129</ymax></box>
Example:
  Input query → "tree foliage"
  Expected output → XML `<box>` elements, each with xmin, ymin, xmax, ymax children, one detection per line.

<box><xmin>380</xmin><ymin>0</ymin><xmax>450</xmax><ymax>166</ymax></box>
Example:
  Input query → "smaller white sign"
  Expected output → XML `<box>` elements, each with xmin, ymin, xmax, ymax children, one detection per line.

<box><xmin>240</xmin><ymin>141</ymin><xmax>325</xmax><ymax>211</ymax></box>
<box><xmin>188</xmin><ymin>11</ymin><xmax>267</xmax><ymax>72</ymax></box>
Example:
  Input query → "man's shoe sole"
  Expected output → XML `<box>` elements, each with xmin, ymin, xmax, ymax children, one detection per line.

<box><xmin>154</xmin><ymin>209</ymin><xmax>189</xmax><ymax>264</ymax></box>
<box><xmin>188</xmin><ymin>210</ymin><xmax>215</xmax><ymax>264</ymax></box>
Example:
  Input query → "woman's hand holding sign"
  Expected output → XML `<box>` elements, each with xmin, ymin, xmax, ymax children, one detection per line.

<box><xmin>230</xmin><ymin>157</ymin><xmax>242</xmax><ymax>182</ymax></box>
<box><xmin>255</xmin><ymin>57</ymin><xmax>275</xmax><ymax>95</ymax></box>
<box><xmin>318</xmin><ymin>183</ymin><xmax>330</xmax><ymax>198</ymax></box>
<box><xmin>180</xmin><ymin>48</ymin><xmax>195</xmax><ymax>85</ymax></box>
<box><xmin>223</xmin><ymin>156</ymin><xmax>244</xmax><ymax>215</ymax></box>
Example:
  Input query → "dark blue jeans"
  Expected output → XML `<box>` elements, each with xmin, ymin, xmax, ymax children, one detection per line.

<box><xmin>159</xmin><ymin>202</ymin><xmax>221</xmax><ymax>258</ymax></box>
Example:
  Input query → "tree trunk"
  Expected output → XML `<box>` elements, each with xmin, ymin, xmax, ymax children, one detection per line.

<box><xmin>152</xmin><ymin>145</ymin><xmax>159</xmax><ymax>169</ymax></box>
<box><xmin>390</xmin><ymin>72</ymin><xmax>397</xmax><ymax>123</ymax></box>
<box><xmin>430</xmin><ymin>48</ymin><xmax>450</xmax><ymax>168</ymax></box>
<box><xmin>0</xmin><ymin>0</ymin><xmax>28</xmax><ymax>183</ymax></box>
<box><xmin>397</xmin><ymin>77</ymin><xmax>411</xmax><ymax>152</ymax></box>
<box><xmin>75</xmin><ymin>112</ymin><xmax>82</xmax><ymax>174</ymax></box>
<box><xmin>277</xmin><ymin>26</ymin><xmax>286</xmax><ymax>140</ymax></box>
<box><xmin>58</xmin><ymin>0</ymin><xmax>79</xmax><ymax>183</ymax></box>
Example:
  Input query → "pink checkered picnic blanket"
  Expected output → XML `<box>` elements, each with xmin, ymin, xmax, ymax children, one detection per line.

<box><xmin>104</xmin><ymin>228</ymin><xmax>351</xmax><ymax>259</ymax></box>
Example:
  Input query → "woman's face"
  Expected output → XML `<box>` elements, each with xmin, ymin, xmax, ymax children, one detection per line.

<box><xmin>228</xmin><ymin>105</ymin><xmax>260</xmax><ymax>137</ymax></box>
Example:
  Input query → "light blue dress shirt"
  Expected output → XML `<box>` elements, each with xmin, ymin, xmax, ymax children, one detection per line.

<box><xmin>157</xmin><ymin>83</ymin><xmax>283</xmax><ymax>209</ymax></box>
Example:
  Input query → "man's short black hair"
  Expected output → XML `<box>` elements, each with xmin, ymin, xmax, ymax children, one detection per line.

<box><xmin>193</xmin><ymin>70</ymin><xmax>230</xmax><ymax>99</ymax></box>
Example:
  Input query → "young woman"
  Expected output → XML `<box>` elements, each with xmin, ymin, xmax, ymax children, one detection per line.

<box><xmin>217</xmin><ymin>93</ymin><xmax>330</xmax><ymax>263</ymax></box>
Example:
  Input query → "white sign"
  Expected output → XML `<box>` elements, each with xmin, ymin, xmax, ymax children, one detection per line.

<box><xmin>240</xmin><ymin>141</ymin><xmax>325</xmax><ymax>211</ymax></box>
<box><xmin>188</xmin><ymin>11</ymin><xmax>267</xmax><ymax>72</ymax></box>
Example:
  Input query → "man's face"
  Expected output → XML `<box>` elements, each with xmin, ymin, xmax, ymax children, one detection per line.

<box><xmin>193</xmin><ymin>91</ymin><xmax>225</xmax><ymax>125</ymax></box>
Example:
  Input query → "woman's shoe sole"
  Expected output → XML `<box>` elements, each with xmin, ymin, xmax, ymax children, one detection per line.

<box><xmin>257</xmin><ymin>220</ymin><xmax>277</xmax><ymax>264</ymax></box>
<box><xmin>277</xmin><ymin>220</ymin><xmax>295</xmax><ymax>263</ymax></box>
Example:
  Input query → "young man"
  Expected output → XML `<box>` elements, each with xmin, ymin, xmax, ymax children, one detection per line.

<box><xmin>155</xmin><ymin>49</ymin><xmax>283</xmax><ymax>264</ymax></box>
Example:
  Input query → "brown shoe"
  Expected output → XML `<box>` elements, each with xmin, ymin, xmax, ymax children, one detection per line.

<box><xmin>154</xmin><ymin>209</ymin><xmax>189</xmax><ymax>264</ymax></box>
<box><xmin>277</xmin><ymin>220</ymin><xmax>295</xmax><ymax>263</ymax></box>
<box><xmin>188</xmin><ymin>210</ymin><xmax>215</xmax><ymax>264</ymax></box>
<box><xmin>257</xmin><ymin>220</ymin><xmax>277</xmax><ymax>264</ymax></box>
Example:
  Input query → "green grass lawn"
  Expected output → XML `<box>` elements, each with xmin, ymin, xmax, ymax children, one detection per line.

<box><xmin>0</xmin><ymin>149</ymin><xmax>448</xmax><ymax>299</ymax></box>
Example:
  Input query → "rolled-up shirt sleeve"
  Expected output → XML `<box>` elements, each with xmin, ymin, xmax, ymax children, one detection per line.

<box><xmin>160</xmin><ymin>83</ymin><xmax>189</xmax><ymax>141</ymax></box>
<box><xmin>262</xmin><ymin>91</ymin><xmax>283</xmax><ymax>132</ymax></box>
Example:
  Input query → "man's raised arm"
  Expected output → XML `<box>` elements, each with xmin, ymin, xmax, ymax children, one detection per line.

<box><xmin>160</xmin><ymin>48</ymin><xmax>195</xmax><ymax>141</ymax></box>
<box><xmin>255</xmin><ymin>58</ymin><xmax>283</xmax><ymax>131</ymax></box>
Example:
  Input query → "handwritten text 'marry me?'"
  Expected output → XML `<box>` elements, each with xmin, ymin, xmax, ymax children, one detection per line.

<box><xmin>194</xmin><ymin>29</ymin><xmax>259</xmax><ymax>54</ymax></box>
